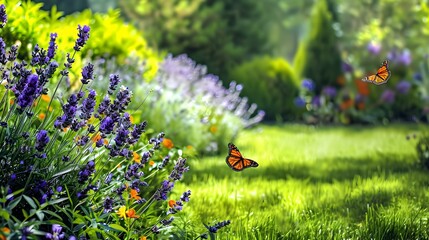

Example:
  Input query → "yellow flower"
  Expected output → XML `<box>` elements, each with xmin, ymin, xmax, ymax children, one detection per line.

<box><xmin>162</xmin><ymin>138</ymin><xmax>174</xmax><ymax>149</ymax></box>
<box><xmin>168</xmin><ymin>199</ymin><xmax>177</xmax><ymax>208</ymax></box>
<box><xmin>130</xmin><ymin>115</ymin><xmax>135</xmax><ymax>124</ymax></box>
<box><xmin>209</xmin><ymin>125</ymin><xmax>218</xmax><ymax>133</ymax></box>
<box><xmin>133</xmin><ymin>151</ymin><xmax>141</xmax><ymax>163</ymax></box>
<box><xmin>117</xmin><ymin>206</ymin><xmax>127</xmax><ymax>218</ymax></box>
<box><xmin>130</xmin><ymin>189</ymin><xmax>141</xmax><ymax>201</ymax></box>
<box><xmin>0</xmin><ymin>227</ymin><xmax>10</xmax><ymax>240</ymax></box>
<box><xmin>149</xmin><ymin>160</ymin><xmax>155</xmax><ymax>166</ymax></box>
<box><xmin>139</xmin><ymin>236</ymin><xmax>147</xmax><ymax>240</ymax></box>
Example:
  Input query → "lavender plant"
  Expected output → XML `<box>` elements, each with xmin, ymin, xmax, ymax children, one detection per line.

<box><xmin>0</xmin><ymin>5</ymin><xmax>195</xmax><ymax>239</ymax></box>
<box><xmin>90</xmin><ymin>54</ymin><xmax>265</xmax><ymax>154</ymax></box>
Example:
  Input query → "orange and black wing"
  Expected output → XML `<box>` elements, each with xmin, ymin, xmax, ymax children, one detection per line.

<box><xmin>226</xmin><ymin>143</ymin><xmax>259</xmax><ymax>171</ymax></box>
<box><xmin>362</xmin><ymin>60</ymin><xmax>391</xmax><ymax>85</ymax></box>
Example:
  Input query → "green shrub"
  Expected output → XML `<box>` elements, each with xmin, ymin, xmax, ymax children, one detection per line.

<box><xmin>230</xmin><ymin>56</ymin><xmax>300</xmax><ymax>121</ymax></box>
<box><xmin>293</xmin><ymin>0</ymin><xmax>342</xmax><ymax>94</ymax></box>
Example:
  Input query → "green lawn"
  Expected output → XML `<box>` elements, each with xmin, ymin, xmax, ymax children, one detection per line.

<box><xmin>172</xmin><ymin>123</ymin><xmax>429</xmax><ymax>239</ymax></box>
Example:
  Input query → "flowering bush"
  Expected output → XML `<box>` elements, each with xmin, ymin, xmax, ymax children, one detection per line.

<box><xmin>90</xmin><ymin>54</ymin><xmax>264</xmax><ymax>154</ymax></box>
<box><xmin>0</xmin><ymin>5</ymin><xmax>229</xmax><ymax>239</ymax></box>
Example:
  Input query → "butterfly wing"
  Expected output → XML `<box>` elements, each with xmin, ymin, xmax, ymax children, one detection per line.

<box><xmin>226</xmin><ymin>143</ymin><xmax>258</xmax><ymax>171</ymax></box>
<box><xmin>373</xmin><ymin>60</ymin><xmax>391</xmax><ymax>85</ymax></box>
<box><xmin>361</xmin><ymin>60</ymin><xmax>391</xmax><ymax>85</ymax></box>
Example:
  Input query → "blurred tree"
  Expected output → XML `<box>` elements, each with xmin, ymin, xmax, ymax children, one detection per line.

<box><xmin>119</xmin><ymin>0</ymin><xmax>274</xmax><ymax>80</ymax></box>
<box><xmin>31</xmin><ymin>0</ymin><xmax>90</xmax><ymax>15</ymax></box>
<box><xmin>294</xmin><ymin>0</ymin><xmax>342</xmax><ymax>93</ymax></box>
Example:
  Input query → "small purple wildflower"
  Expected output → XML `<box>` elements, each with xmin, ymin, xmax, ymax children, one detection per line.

<box><xmin>35</xmin><ymin>130</ymin><xmax>50</xmax><ymax>152</ymax></box>
<box><xmin>80</xmin><ymin>63</ymin><xmax>94</xmax><ymax>84</ymax></box>
<box><xmin>103</xmin><ymin>196</ymin><xmax>114</xmax><ymax>213</ymax></box>
<box><xmin>161</xmin><ymin>217</ymin><xmax>175</xmax><ymax>226</ymax></box>
<box><xmin>396</xmin><ymin>80</ymin><xmax>411</xmax><ymax>94</ymax></box>
<box><xmin>206</xmin><ymin>220</ymin><xmax>231</xmax><ymax>233</ymax></box>
<box><xmin>398</xmin><ymin>49</ymin><xmax>412</xmax><ymax>66</ymax></box>
<box><xmin>114</xmin><ymin>127</ymin><xmax>129</xmax><ymax>147</ymax></box>
<box><xmin>128</xmin><ymin>121</ymin><xmax>147</xmax><ymax>144</ymax></box>
<box><xmin>74</xmin><ymin>25</ymin><xmax>90</xmax><ymax>51</ymax></box>
<box><xmin>158</xmin><ymin>155</ymin><xmax>170</xmax><ymax>169</ymax></box>
<box><xmin>293</xmin><ymin>97</ymin><xmax>306</xmax><ymax>108</ymax></box>
<box><xmin>21</xmin><ymin>226</ymin><xmax>32</xmax><ymax>240</ymax></box>
<box><xmin>342</xmin><ymin>61</ymin><xmax>353</xmax><ymax>73</ymax></box>
<box><xmin>100</xmin><ymin>116</ymin><xmax>115</xmax><ymax>134</ymax></box>
<box><xmin>97</xmin><ymin>95</ymin><xmax>111</xmax><ymax>117</ymax></box>
<box><xmin>380</xmin><ymin>89</ymin><xmax>395</xmax><ymax>104</ymax></box>
<box><xmin>180</xmin><ymin>190</ymin><xmax>191</xmax><ymax>202</ymax></box>
<box><xmin>301</xmin><ymin>78</ymin><xmax>314</xmax><ymax>91</ymax></box>
<box><xmin>0</xmin><ymin>38</ymin><xmax>6</xmax><ymax>64</ymax></box>
<box><xmin>367</xmin><ymin>42</ymin><xmax>381</xmax><ymax>55</ymax></box>
<box><xmin>45</xmin><ymin>224</ymin><xmax>65</xmax><ymax>240</ymax></box>
<box><xmin>56</xmin><ymin>186</ymin><xmax>63</xmax><ymax>192</ymax></box>
<box><xmin>312</xmin><ymin>96</ymin><xmax>321</xmax><ymax>108</ymax></box>
<box><xmin>0</xmin><ymin>4</ymin><xmax>7</xmax><ymax>28</ymax></box>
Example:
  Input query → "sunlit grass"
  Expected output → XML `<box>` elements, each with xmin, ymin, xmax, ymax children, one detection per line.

<box><xmin>172</xmin><ymin>123</ymin><xmax>429</xmax><ymax>239</ymax></box>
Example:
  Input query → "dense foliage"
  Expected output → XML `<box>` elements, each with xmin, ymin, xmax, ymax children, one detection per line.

<box><xmin>231</xmin><ymin>56</ymin><xmax>299</xmax><ymax>121</ymax></box>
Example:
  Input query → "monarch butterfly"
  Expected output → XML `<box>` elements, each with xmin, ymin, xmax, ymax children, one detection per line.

<box><xmin>226</xmin><ymin>143</ymin><xmax>258</xmax><ymax>171</ymax></box>
<box><xmin>361</xmin><ymin>60</ymin><xmax>391</xmax><ymax>85</ymax></box>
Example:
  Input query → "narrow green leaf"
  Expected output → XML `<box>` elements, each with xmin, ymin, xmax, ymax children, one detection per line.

<box><xmin>108</xmin><ymin>224</ymin><xmax>127</xmax><ymax>233</ymax></box>
<box><xmin>23</xmin><ymin>195</ymin><xmax>37</xmax><ymax>209</ymax></box>
<box><xmin>36</xmin><ymin>210</ymin><xmax>45</xmax><ymax>221</ymax></box>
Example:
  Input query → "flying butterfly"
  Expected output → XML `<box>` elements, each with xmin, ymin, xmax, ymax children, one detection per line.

<box><xmin>361</xmin><ymin>60</ymin><xmax>391</xmax><ymax>85</ymax></box>
<box><xmin>226</xmin><ymin>143</ymin><xmax>258</xmax><ymax>171</ymax></box>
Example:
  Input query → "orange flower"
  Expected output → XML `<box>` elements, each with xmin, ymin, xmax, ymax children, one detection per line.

<box><xmin>355</xmin><ymin>79</ymin><xmax>370</xmax><ymax>96</ymax></box>
<box><xmin>126</xmin><ymin>208</ymin><xmax>139</xmax><ymax>218</ymax></box>
<box><xmin>149</xmin><ymin>160</ymin><xmax>155</xmax><ymax>166</ymax></box>
<box><xmin>0</xmin><ymin>227</ymin><xmax>10</xmax><ymax>240</ymax></box>
<box><xmin>63</xmin><ymin>127</ymin><xmax>69</xmax><ymax>132</ymax></box>
<box><xmin>209</xmin><ymin>125</ymin><xmax>218</xmax><ymax>133</ymax></box>
<box><xmin>130</xmin><ymin>115</ymin><xmax>134</xmax><ymax>124</ymax></box>
<box><xmin>340</xmin><ymin>99</ymin><xmax>354</xmax><ymax>110</ymax></box>
<box><xmin>168</xmin><ymin>199</ymin><xmax>177</xmax><ymax>208</ymax></box>
<box><xmin>39</xmin><ymin>113</ymin><xmax>46</xmax><ymax>120</ymax></box>
<box><xmin>336</xmin><ymin>75</ymin><xmax>346</xmax><ymax>86</ymax></box>
<box><xmin>130</xmin><ymin>189</ymin><xmax>141</xmax><ymax>201</ymax></box>
<box><xmin>103</xmin><ymin>139</ymin><xmax>108</xmax><ymax>145</ymax></box>
<box><xmin>140</xmin><ymin>236</ymin><xmax>147</xmax><ymax>240</ymax></box>
<box><xmin>162</xmin><ymin>138</ymin><xmax>174</xmax><ymax>149</ymax></box>
<box><xmin>133</xmin><ymin>151</ymin><xmax>141</xmax><ymax>163</ymax></box>
<box><xmin>356</xmin><ymin>102</ymin><xmax>365</xmax><ymax>110</ymax></box>
<box><xmin>41</xmin><ymin>94</ymin><xmax>51</xmax><ymax>102</ymax></box>
<box><xmin>186</xmin><ymin>145</ymin><xmax>193</xmax><ymax>150</ymax></box>
<box><xmin>9</xmin><ymin>99</ymin><xmax>14</xmax><ymax>105</ymax></box>
<box><xmin>91</xmin><ymin>133</ymin><xmax>102</xmax><ymax>143</ymax></box>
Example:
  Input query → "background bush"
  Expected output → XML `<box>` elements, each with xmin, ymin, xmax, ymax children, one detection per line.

<box><xmin>230</xmin><ymin>56</ymin><xmax>299</xmax><ymax>122</ymax></box>
<box><xmin>293</xmin><ymin>0</ymin><xmax>342</xmax><ymax>94</ymax></box>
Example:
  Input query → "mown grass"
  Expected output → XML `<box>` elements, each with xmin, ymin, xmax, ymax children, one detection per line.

<box><xmin>171</xmin><ymin>123</ymin><xmax>429</xmax><ymax>239</ymax></box>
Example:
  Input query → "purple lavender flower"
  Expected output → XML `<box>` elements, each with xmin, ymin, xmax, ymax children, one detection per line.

<box><xmin>17</xmin><ymin>74</ymin><xmax>38</xmax><ymax>109</ymax></box>
<box><xmin>342</xmin><ymin>61</ymin><xmax>353</xmax><ymax>73</ymax></box>
<box><xmin>47</xmin><ymin>33</ymin><xmax>57</xmax><ymax>61</ymax></box>
<box><xmin>80</xmin><ymin>63</ymin><xmax>94</xmax><ymax>84</ymax></box>
<box><xmin>161</xmin><ymin>217</ymin><xmax>175</xmax><ymax>226</ymax></box>
<box><xmin>128</xmin><ymin>121</ymin><xmax>147</xmax><ymax>144</ymax></box>
<box><xmin>74</xmin><ymin>25</ymin><xmax>90</xmax><ymax>51</ymax></box>
<box><xmin>206</xmin><ymin>220</ymin><xmax>231</xmax><ymax>233</ymax></box>
<box><xmin>398</xmin><ymin>49</ymin><xmax>412</xmax><ymax>66</ymax></box>
<box><xmin>45</xmin><ymin>224</ymin><xmax>65</xmax><ymax>240</ymax></box>
<box><xmin>108</xmin><ymin>74</ymin><xmax>121</xmax><ymax>95</ymax></box>
<box><xmin>0</xmin><ymin>38</ymin><xmax>6</xmax><ymax>64</ymax></box>
<box><xmin>322</xmin><ymin>86</ymin><xmax>337</xmax><ymax>98</ymax></box>
<box><xmin>158</xmin><ymin>155</ymin><xmax>170</xmax><ymax>169</ymax></box>
<box><xmin>100</xmin><ymin>116</ymin><xmax>115</xmax><ymax>134</ymax></box>
<box><xmin>125</xmin><ymin>163</ymin><xmax>143</xmax><ymax>180</ymax></box>
<box><xmin>154</xmin><ymin>180</ymin><xmax>174</xmax><ymax>201</ymax></box>
<box><xmin>414</xmin><ymin>72</ymin><xmax>422</xmax><ymax>81</ymax></box>
<box><xmin>7</xmin><ymin>44</ymin><xmax>18</xmax><ymax>62</ymax></box>
<box><xmin>78</xmin><ymin>160</ymin><xmax>96</xmax><ymax>183</ymax></box>
<box><xmin>312</xmin><ymin>96</ymin><xmax>321</xmax><ymax>108</ymax></box>
<box><xmin>293</xmin><ymin>97</ymin><xmax>306</xmax><ymax>108</ymax></box>
<box><xmin>21</xmin><ymin>226</ymin><xmax>32</xmax><ymax>239</ymax></box>
<box><xmin>180</xmin><ymin>190</ymin><xmax>191</xmax><ymax>202</ymax></box>
<box><xmin>169</xmin><ymin>157</ymin><xmax>189</xmax><ymax>181</ymax></box>
<box><xmin>35</xmin><ymin>130</ymin><xmax>50</xmax><ymax>152</ymax></box>
<box><xmin>0</xmin><ymin>4</ymin><xmax>7</xmax><ymax>28</ymax></box>
<box><xmin>301</xmin><ymin>78</ymin><xmax>314</xmax><ymax>91</ymax></box>
<box><xmin>396</xmin><ymin>80</ymin><xmax>411</xmax><ymax>94</ymax></box>
<box><xmin>56</xmin><ymin>186</ymin><xmax>63</xmax><ymax>192</ymax></box>
<box><xmin>114</xmin><ymin>127</ymin><xmax>129</xmax><ymax>147</ymax></box>
<box><xmin>367</xmin><ymin>42</ymin><xmax>381</xmax><ymax>55</ymax></box>
<box><xmin>97</xmin><ymin>95</ymin><xmax>110</xmax><ymax>117</ymax></box>
<box><xmin>380</xmin><ymin>89</ymin><xmax>395</xmax><ymax>103</ymax></box>
<box><xmin>80</xmin><ymin>89</ymin><xmax>97</xmax><ymax>120</ymax></box>
<box><xmin>103</xmin><ymin>196</ymin><xmax>114</xmax><ymax>213</ymax></box>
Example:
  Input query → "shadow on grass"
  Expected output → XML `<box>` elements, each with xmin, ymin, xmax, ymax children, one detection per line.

<box><xmin>184</xmin><ymin>152</ymin><xmax>419</xmax><ymax>184</ymax></box>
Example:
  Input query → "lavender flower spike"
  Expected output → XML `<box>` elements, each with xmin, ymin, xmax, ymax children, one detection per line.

<box><xmin>35</xmin><ymin>130</ymin><xmax>50</xmax><ymax>152</ymax></box>
<box><xmin>74</xmin><ymin>25</ymin><xmax>90</xmax><ymax>51</ymax></box>
<box><xmin>169</xmin><ymin>157</ymin><xmax>189</xmax><ymax>181</ymax></box>
<box><xmin>81</xmin><ymin>63</ymin><xmax>94</xmax><ymax>84</ymax></box>
<box><xmin>47</xmin><ymin>33</ymin><xmax>58</xmax><ymax>61</ymax></box>
<box><xmin>0</xmin><ymin>4</ymin><xmax>7</xmax><ymax>28</ymax></box>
